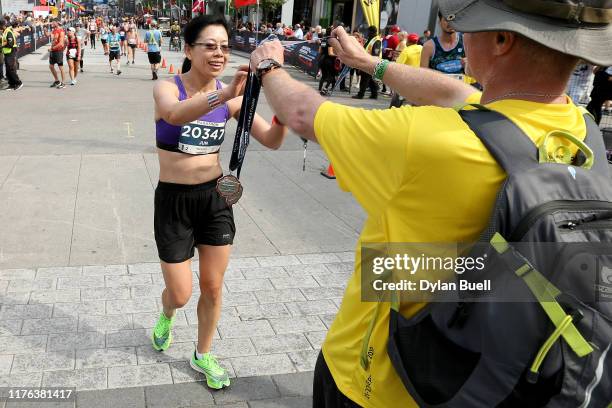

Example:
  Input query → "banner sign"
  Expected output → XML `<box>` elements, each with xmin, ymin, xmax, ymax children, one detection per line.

<box><xmin>231</xmin><ymin>31</ymin><xmax>321</xmax><ymax>77</ymax></box>
<box><xmin>360</xmin><ymin>0</ymin><xmax>380</xmax><ymax>30</ymax></box>
<box><xmin>15</xmin><ymin>21</ymin><xmax>77</xmax><ymax>58</ymax></box>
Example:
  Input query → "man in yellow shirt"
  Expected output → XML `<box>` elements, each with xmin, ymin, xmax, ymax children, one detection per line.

<box><xmin>396</xmin><ymin>33</ymin><xmax>422</xmax><ymax>67</ymax></box>
<box><xmin>390</xmin><ymin>33</ymin><xmax>422</xmax><ymax>107</ymax></box>
<box><xmin>250</xmin><ymin>0</ymin><xmax>612</xmax><ymax>406</ymax></box>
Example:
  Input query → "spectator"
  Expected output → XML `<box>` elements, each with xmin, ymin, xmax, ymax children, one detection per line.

<box><xmin>1</xmin><ymin>19</ymin><xmax>22</xmax><ymax>90</ymax></box>
<box><xmin>294</xmin><ymin>24</ymin><xmax>304</xmax><ymax>39</ymax></box>
<box><xmin>352</xmin><ymin>25</ymin><xmax>381</xmax><ymax>99</ymax></box>
<box><xmin>383</xmin><ymin>25</ymin><xmax>400</xmax><ymax>60</ymax></box>
<box><xmin>567</xmin><ymin>63</ymin><xmax>595</xmax><ymax>106</ymax></box>
<box><xmin>418</xmin><ymin>28</ymin><xmax>431</xmax><ymax>45</ymax></box>
<box><xmin>318</xmin><ymin>30</ymin><xmax>337</xmax><ymax>95</ymax></box>
<box><xmin>390</xmin><ymin>33</ymin><xmax>422</xmax><ymax>107</ymax></box>
<box><xmin>586</xmin><ymin>66</ymin><xmax>612</xmax><ymax>124</ymax></box>
<box><xmin>394</xmin><ymin>31</ymin><xmax>407</xmax><ymax>56</ymax></box>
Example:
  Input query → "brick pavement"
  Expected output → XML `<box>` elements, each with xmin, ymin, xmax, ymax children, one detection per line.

<box><xmin>0</xmin><ymin>253</ymin><xmax>353</xmax><ymax>404</ymax></box>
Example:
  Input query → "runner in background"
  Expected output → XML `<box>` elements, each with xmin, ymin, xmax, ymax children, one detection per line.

<box><xmin>75</xmin><ymin>22</ymin><xmax>89</xmax><ymax>73</ymax></box>
<box><xmin>107</xmin><ymin>25</ymin><xmax>122</xmax><ymax>75</ymax></box>
<box><xmin>88</xmin><ymin>18</ymin><xmax>97</xmax><ymax>49</ymax></box>
<box><xmin>100</xmin><ymin>23</ymin><xmax>109</xmax><ymax>55</ymax></box>
<box><xmin>420</xmin><ymin>11</ymin><xmax>466</xmax><ymax>79</ymax></box>
<box><xmin>48</xmin><ymin>19</ymin><xmax>66</xmax><ymax>89</ymax></box>
<box><xmin>145</xmin><ymin>21</ymin><xmax>163</xmax><ymax>80</ymax></box>
<box><xmin>120</xmin><ymin>19</ymin><xmax>129</xmax><ymax>56</ymax></box>
<box><xmin>126</xmin><ymin>26</ymin><xmax>139</xmax><ymax>65</ymax></box>
<box><xmin>65</xmin><ymin>27</ymin><xmax>81</xmax><ymax>85</ymax></box>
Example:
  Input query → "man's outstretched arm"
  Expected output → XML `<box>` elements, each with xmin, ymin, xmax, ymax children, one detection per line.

<box><xmin>329</xmin><ymin>27</ymin><xmax>475</xmax><ymax>107</ymax></box>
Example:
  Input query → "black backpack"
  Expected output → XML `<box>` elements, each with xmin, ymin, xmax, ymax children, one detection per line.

<box><xmin>385</xmin><ymin>107</ymin><xmax>612</xmax><ymax>407</ymax></box>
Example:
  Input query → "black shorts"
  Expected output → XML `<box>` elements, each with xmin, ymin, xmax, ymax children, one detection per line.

<box><xmin>313</xmin><ymin>352</ymin><xmax>360</xmax><ymax>408</ymax></box>
<box><xmin>154</xmin><ymin>178</ymin><xmax>235</xmax><ymax>263</ymax></box>
<box><xmin>109</xmin><ymin>50</ymin><xmax>120</xmax><ymax>61</ymax></box>
<box><xmin>49</xmin><ymin>50</ymin><xmax>64</xmax><ymax>66</ymax></box>
<box><xmin>147</xmin><ymin>51</ymin><xmax>161</xmax><ymax>64</ymax></box>
<box><xmin>129</xmin><ymin>43</ymin><xmax>137</xmax><ymax>49</ymax></box>
<box><xmin>101</xmin><ymin>39</ymin><xmax>107</xmax><ymax>44</ymax></box>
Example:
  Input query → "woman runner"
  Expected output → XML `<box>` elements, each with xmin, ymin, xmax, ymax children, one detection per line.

<box><xmin>65</xmin><ymin>27</ymin><xmax>81</xmax><ymax>85</ymax></box>
<box><xmin>152</xmin><ymin>15</ymin><xmax>287</xmax><ymax>389</ymax></box>
<box><xmin>126</xmin><ymin>27</ymin><xmax>139</xmax><ymax>64</ymax></box>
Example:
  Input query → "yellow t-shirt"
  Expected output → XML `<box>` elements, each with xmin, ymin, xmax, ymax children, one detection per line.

<box><xmin>314</xmin><ymin>94</ymin><xmax>587</xmax><ymax>407</ymax></box>
<box><xmin>396</xmin><ymin>44</ymin><xmax>423</xmax><ymax>68</ymax></box>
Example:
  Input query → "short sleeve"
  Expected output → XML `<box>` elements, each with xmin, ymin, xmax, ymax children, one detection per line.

<box><xmin>314</xmin><ymin>102</ymin><xmax>413</xmax><ymax>216</ymax></box>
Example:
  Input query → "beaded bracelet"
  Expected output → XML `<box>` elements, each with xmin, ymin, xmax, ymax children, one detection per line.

<box><xmin>373</xmin><ymin>59</ymin><xmax>390</xmax><ymax>81</ymax></box>
<box><xmin>207</xmin><ymin>90</ymin><xmax>222</xmax><ymax>110</ymax></box>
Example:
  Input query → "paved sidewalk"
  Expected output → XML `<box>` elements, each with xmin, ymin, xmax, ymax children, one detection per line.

<box><xmin>0</xmin><ymin>253</ymin><xmax>352</xmax><ymax>392</ymax></box>
<box><xmin>2</xmin><ymin>372</ymin><xmax>313</xmax><ymax>407</ymax></box>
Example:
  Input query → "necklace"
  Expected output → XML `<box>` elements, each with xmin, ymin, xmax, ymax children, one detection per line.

<box><xmin>482</xmin><ymin>91</ymin><xmax>566</xmax><ymax>105</ymax></box>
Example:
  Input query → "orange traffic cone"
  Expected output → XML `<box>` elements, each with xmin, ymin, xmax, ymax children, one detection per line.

<box><xmin>177</xmin><ymin>68</ymin><xmax>182</xmax><ymax>74</ymax></box>
<box><xmin>168</xmin><ymin>64</ymin><xmax>175</xmax><ymax>74</ymax></box>
<box><xmin>161</xmin><ymin>58</ymin><xmax>167</xmax><ymax>69</ymax></box>
<box><xmin>320</xmin><ymin>163</ymin><xmax>336</xmax><ymax>179</ymax></box>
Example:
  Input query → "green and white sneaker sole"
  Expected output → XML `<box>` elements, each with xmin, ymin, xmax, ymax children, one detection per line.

<box><xmin>151</xmin><ymin>330</ymin><xmax>172</xmax><ymax>352</ymax></box>
<box><xmin>190</xmin><ymin>357</ymin><xmax>231</xmax><ymax>389</ymax></box>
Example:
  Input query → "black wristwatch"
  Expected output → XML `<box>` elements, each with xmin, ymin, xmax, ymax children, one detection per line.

<box><xmin>256</xmin><ymin>58</ymin><xmax>282</xmax><ymax>80</ymax></box>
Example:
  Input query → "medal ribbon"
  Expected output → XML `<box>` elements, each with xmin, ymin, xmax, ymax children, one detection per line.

<box><xmin>229</xmin><ymin>66</ymin><xmax>261</xmax><ymax>179</ymax></box>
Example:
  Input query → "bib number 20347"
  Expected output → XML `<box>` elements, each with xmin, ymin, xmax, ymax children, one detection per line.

<box><xmin>178</xmin><ymin>120</ymin><xmax>225</xmax><ymax>155</ymax></box>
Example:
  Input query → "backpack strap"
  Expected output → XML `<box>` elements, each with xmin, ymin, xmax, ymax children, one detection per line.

<box><xmin>580</xmin><ymin>109</ymin><xmax>610</xmax><ymax>176</ymax></box>
<box><xmin>458</xmin><ymin>107</ymin><xmax>539</xmax><ymax>174</ymax></box>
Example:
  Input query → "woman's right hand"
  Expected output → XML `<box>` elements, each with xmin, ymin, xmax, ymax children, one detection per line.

<box><xmin>223</xmin><ymin>65</ymin><xmax>249</xmax><ymax>100</ymax></box>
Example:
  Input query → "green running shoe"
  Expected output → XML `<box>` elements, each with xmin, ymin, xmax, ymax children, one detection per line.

<box><xmin>151</xmin><ymin>312</ymin><xmax>174</xmax><ymax>351</ymax></box>
<box><xmin>190</xmin><ymin>351</ymin><xmax>230</xmax><ymax>389</ymax></box>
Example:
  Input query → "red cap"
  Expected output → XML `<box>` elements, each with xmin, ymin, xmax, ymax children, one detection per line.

<box><xmin>390</xmin><ymin>25</ymin><xmax>401</xmax><ymax>33</ymax></box>
<box><xmin>408</xmin><ymin>33</ymin><xmax>419</xmax><ymax>43</ymax></box>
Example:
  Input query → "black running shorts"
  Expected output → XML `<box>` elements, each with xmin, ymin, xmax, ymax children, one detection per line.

<box><xmin>109</xmin><ymin>50</ymin><xmax>120</xmax><ymax>61</ymax></box>
<box><xmin>154</xmin><ymin>178</ymin><xmax>235</xmax><ymax>264</ymax></box>
<box><xmin>49</xmin><ymin>50</ymin><xmax>64</xmax><ymax>66</ymax></box>
<box><xmin>147</xmin><ymin>51</ymin><xmax>161</xmax><ymax>64</ymax></box>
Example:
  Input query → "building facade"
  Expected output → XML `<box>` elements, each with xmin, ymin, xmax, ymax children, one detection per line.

<box><xmin>1</xmin><ymin>0</ymin><xmax>34</xmax><ymax>15</ymax></box>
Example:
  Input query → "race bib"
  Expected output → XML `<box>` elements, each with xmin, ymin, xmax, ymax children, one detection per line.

<box><xmin>435</xmin><ymin>59</ymin><xmax>463</xmax><ymax>74</ymax></box>
<box><xmin>128</xmin><ymin>38</ymin><xmax>136</xmax><ymax>44</ymax></box>
<box><xmin>120</xmin><ymin>31</ymin><xmax>125</xmax><ymax>36</ymax></box>
<box><xmin>68</xmin><ymin>49</ymin><xmax>77</xmax><ymax>58</ymax></box>
<box><xmin>178</xmin><ymin>119</ymin><xmax>226</xmax><ymax>155</ymax></box>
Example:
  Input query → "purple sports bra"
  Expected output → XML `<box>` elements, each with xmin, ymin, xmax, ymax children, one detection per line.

<box><xmin>156</xmin><ymin>75</ymin><xmax>230</xmax><ymax>155</ymax></box>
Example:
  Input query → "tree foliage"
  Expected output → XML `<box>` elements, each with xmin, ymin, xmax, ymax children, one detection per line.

<box><xmin>259</xmin><ymin>0</ymin><xmax>287</xmax><ymax>14</ymax></box>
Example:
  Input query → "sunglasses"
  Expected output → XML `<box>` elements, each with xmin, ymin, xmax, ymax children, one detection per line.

<box><xmin>191</xmin><ymin>42</ymin><xmax>232</xmax><ymax>53</ymax></box>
